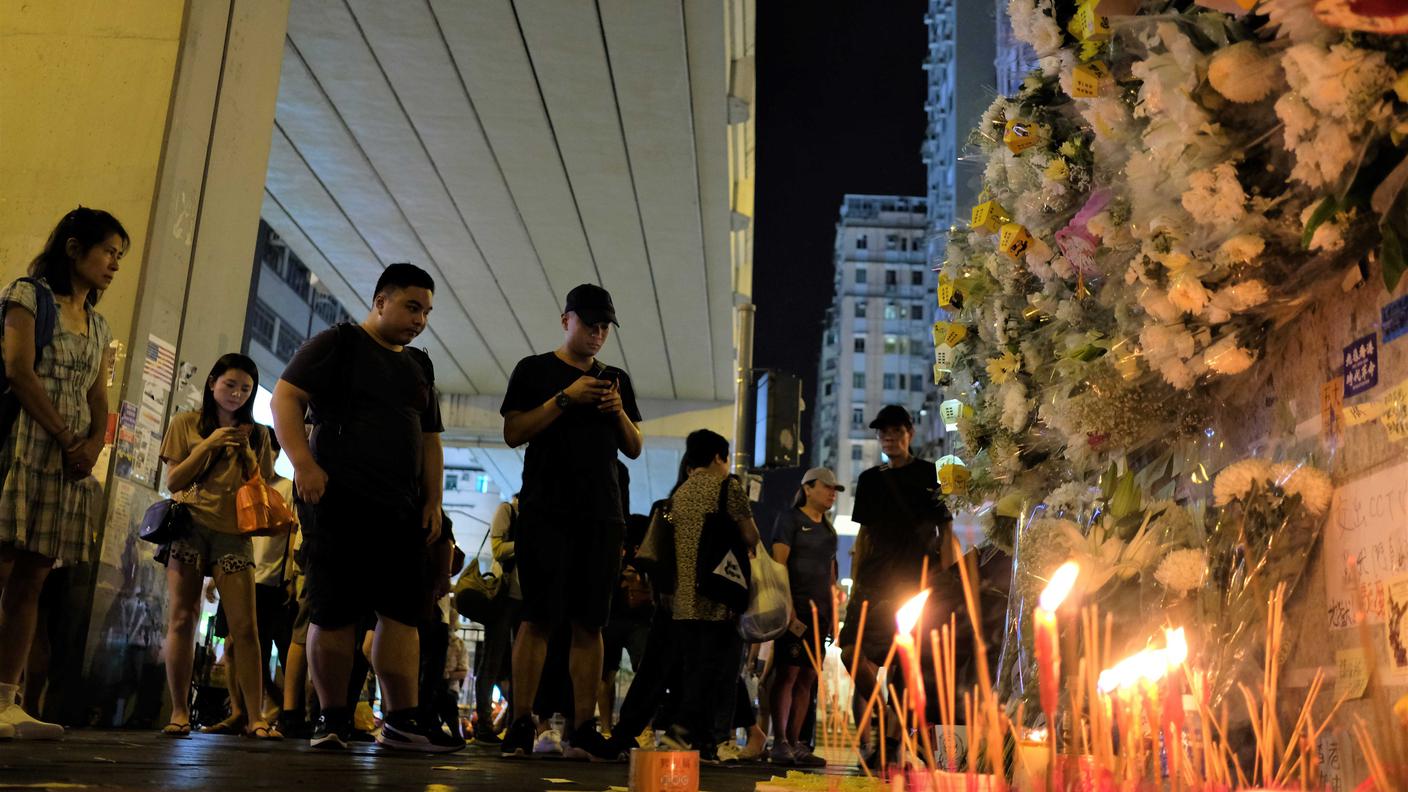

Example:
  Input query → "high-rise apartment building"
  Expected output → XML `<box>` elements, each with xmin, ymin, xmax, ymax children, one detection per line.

<box><xmin>813</xmin><ymin>195</ymin><xmax>933</xmax><ymax>524</ymax></box>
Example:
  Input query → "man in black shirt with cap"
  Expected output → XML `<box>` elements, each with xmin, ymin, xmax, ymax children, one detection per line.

<box><xmin>498</xmin><ymin>284</ymin><xmax>643</xmax><ymax>762</ymax></box>
<box><xmin>837</xmin><ymin>404</ymin><xmax>952</xmax><ymax>766</ymax></box>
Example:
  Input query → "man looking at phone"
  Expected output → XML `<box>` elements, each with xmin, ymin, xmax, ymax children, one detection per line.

<box><xmin>499</xmin><ymin>283</ymin><xmax>643</xmax><ymax>762</ymax></box>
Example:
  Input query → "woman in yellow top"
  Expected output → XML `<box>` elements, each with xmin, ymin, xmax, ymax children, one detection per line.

<box><xmin>159</xmin><ymin>353</ymin><xmax>276</xmax><ymax>738</ymax></box>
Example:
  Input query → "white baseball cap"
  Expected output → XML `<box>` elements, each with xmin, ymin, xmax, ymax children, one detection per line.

<box><xmin>801</xmin><ymin>467</ymin><xmax>844</xmax><ymax>491</ymax></box>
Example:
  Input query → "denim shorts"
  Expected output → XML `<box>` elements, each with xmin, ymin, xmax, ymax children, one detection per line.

<box><xmin>166</xmin><ymin>522</ymin><xmax>255</xmax><ymax>576</ymax></box>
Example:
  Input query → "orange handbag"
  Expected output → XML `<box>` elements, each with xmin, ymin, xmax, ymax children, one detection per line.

<box><xmin>236</xmin><ymin>469</ymin><xmax>296</xmax><ymax>537</ymax></box>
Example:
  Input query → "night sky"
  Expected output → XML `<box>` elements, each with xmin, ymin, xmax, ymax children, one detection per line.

<box><xmin>751</xmin><ymin>1</ymin><xmax>929</xmax><ymax>532</ymax></box>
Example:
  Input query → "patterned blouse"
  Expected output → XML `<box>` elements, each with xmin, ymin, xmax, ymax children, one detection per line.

<box><xmin>668</xmin><ymin>469</ymin><xmax>753</xmax><ymax>622</ymax></box>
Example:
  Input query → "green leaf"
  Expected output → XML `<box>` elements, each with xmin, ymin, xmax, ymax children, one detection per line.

<box><xmin>1301</xmin><ymin>196</ymin><xmax>1339</xmax><ymax>250</ymax></box>
<box><xmin>1383</xmin><ymin>224</ymin><xmax>1407</xmax><ymax>293</ymax></box>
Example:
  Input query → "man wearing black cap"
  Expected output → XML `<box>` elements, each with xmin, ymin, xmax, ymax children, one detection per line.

<box><xmin>498</xmin><ymin>283</ymin><xmax>643</xmax><ymax>762</ymax></box>
<box><xmin>837</xmin><ymin>404</ymin><xmax>952</xmax><ymax>766</ymax></box>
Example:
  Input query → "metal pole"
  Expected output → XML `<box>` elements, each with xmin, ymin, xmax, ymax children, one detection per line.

<box><xmin>732</xmin><ymin>303</ymin><xmax>756</xmax><ymax>474</ymax></box>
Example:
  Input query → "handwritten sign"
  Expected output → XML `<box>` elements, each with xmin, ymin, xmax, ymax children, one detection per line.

<box><xmin>1388</xmin><ymin>572</ymin><xmax>1408</xmax><ymax>674</ymax></box>
<box><xmin>1323</xmin><ymin>460</ymin><xmax>1408</xmax><ymax>630</ymax></box>
<box><xmin>1334</xmin><ymin>648</ymin><xmax>1369</xmax><ymax>701</ymax></box>
<box><xmin>1322</xmin><ymin>377</ymin><xmax>1344</xmax><ymax>440</ymax></box>
<box><xmin>1343</xmin><ymin>332</ymin><xmax>1380</xmax><ymax>398</ymax></box>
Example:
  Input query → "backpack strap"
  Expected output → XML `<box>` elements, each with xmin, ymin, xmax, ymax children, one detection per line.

<box><xmin>0</xmin><ymin>277</ymin><xmax>58</xmax><ymax>380</ymax></box>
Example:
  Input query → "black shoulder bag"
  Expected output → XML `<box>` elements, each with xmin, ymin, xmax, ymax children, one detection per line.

<box><xmin>696</xmin><ymin>475</ymin><xmax>752</xmax><ymax>613</ymax></box>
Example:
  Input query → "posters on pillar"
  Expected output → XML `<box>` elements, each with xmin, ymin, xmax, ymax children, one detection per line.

<box><xmin>1342</xmin><ymin>333</ymin><xmax>1380</xmax><ymax>398</ymax></box>
<box><xmin>112</xmin><ymin>399</ymin><xmax>163</xmax><ymax>487</ymax></box>
<box><xmin>141</xmin><ymin>335</ymin><xmax>176</xmax><ymax>411</ymax></box>
<box><xmin>1323</xmin><ymin>461</ymin><xmax>1408</xmax><ymax>639</ymax></box>
<box><xmin>1386</xmin><ymin>572</ymin><xmax>1408</xmax><ymax>675</ymax></box>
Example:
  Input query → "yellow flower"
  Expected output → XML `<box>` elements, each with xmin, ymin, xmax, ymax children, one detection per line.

<box><xmin>1059</xmin><ymin>140</ymin><xmax>1079</xmax><ymax>158</ymax></box>
<box><xmin>1045</xmin><ymin>158</ymin><xmax>1070</xmax><ymax>182</ymax></box>
<box><xmin>986</xmin><ymin>351</ymin><xmax>1021</xmax><ymax>384</ymax></box>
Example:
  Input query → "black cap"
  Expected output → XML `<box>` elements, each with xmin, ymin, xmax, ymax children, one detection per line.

<box><xmin>564</xmin><ymin>283</ymin><xmax>618</xmax><ymax>327</ymax></box>
<box><xmin>869</xmin><ymin>404</ymin><xmax>913</xmax><ymax>430</ymax></box>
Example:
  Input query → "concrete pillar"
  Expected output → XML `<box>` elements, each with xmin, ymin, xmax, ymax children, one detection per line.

<box><xmin>0</xmin><ymin>0</ymin><xmax>290</xmax><ymax>724</ymax></box>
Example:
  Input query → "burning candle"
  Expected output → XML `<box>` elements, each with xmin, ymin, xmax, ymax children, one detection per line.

<box><xmin>894</xmin><ymin>589</ymin><xmax>931</xmax><ymax>723</ymax></box>
<box><xmin>1033</xmin><ymin>562</ymin><xmax>1080</xmax><ymax>722</ymax></box>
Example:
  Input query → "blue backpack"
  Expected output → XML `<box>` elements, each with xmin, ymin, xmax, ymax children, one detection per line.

<box><xmin>0</xmin><ymin>277</ymin><xmax>59</xmax><ymax>438</ymax></box>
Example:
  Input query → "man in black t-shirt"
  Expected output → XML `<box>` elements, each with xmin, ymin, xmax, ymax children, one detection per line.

<box><xmin>498</xmin><ymin>283</ymin><xmax>643</xmax><ymax>762</ymax></box>
<box><xmin>837</xmin><ymin>404</ymin><xmax>952</xmax><ymax>767</ymax></box>
<box><xmin>271</xmin><ymin>263</ymin><xmax>460</xmax><ymax>754</ymax></box>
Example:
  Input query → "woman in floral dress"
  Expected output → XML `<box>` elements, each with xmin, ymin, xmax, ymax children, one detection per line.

<box><xmin>0</xmin><ymin>208</ymin><xmax>122</xmax><ymax>740</ymax></box>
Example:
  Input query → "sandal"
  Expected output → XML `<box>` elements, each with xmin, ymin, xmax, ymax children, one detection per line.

<box><xmin>201</xmin><ymin>716</ymin><xmax>246</xmax><ymax>735</ymax></box>
<box><xmin>245</xmin><ymin>724</ymin><xmax>283</xmax><ymax>741</ymax></box>
<box><xmin>161</xmin><ymin>722</ymin><xmax>191</xmax><ymax>737</ymax></box>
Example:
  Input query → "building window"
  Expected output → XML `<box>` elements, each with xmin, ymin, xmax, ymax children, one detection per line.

<box><xmin>884</xmin><ymin>335</ymin><xmax>899</xmax><ymax>354</ymax></box>
<box><xmin>855</xmin><ymin>302</ymin><xmax>867</xmax><ymax>319</ymax></box>
<box><xmin>855</xmin><ymin>268</ymin><xmax>867</xmax><ymax>284</ymax></box>
<box><xmin>886</xmin><ymin>234</ymin><xmax>899</xmax><ymax>251</ymax></box>
<box><xmin>899</xmin><ymin>374</ymin><xmax>907</xmax><ymax>390</ymax></box>
<box><xmin>900</xmin><ymin>237</ymin><xmax>909</xmax><ymax>252</ymax></box>
<box><xmin>854</xmin><ymin>337</ymin><xmax>866</xmax><ymax>354</ymax></box>
<box><xmin>883</xmin><ymin>373</ymin><xmax>896</xmax><ymax>390</ymax></box>
<box><xmin>884</xmin><ymin>303</ymin><xmax>900</xmax><ymax>320</ymax></box>
<box><xmin>885</xmin><ymin>270</ymin><xmax>898</xmax><ymax>286</ymax></box>
<box><xmin>853</xmin><ymin>372</ymin><xmax>865</xmax><ymax>389</ymax></box>
<box><xmin>276</xmin><ymin>323</ymin><xmax>305</xmax><ymax>362</ymax></box>
<box><xmin>911</xmin><ymin>270</ymin><xmax>924</xmax><ymax>286</ymax></box>
<box><xmin>911</xmin><ymin>377</ymin><xmax>925</xmax><ymax>392</ymax></box>
<box><xmin>856</xmin><ymin>235</ymin><xmax>868</xmax><ymax>250</ymax></box>
<box><xmin>824</xmin><ymin>382</ymin><xmax>833</xmax><ymax>396</ymax></box>
<box><xmin>910</xmin><ymin>304</ymin><xmax>924</xmax><ymax>321</ymax></box>
<box><xmin>249</xmin><ymin>300</ymin><xmax>276</xmax><ymax>349</ymax></box>
<box><xmin>851</xmin><ymin>444</ymin><xmax>864</xmax><ymax>461</ymax></box>
<box><xmin>283</xmin><ymin>258</ymin><xmax>311</xmax><ymax>301</ymax></box>
<box><xmin>851</xmin><ymin>407</ymin><xmax>865</xmax><ymax>428</ymax></box>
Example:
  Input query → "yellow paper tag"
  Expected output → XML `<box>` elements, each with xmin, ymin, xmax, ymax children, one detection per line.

<box><xmin>933</xmin><ymin>363</ymin><xmax>945</xmax><ymax>385</ymax></box>
<box><xmin>938</xmin><ymin>464</ymin><xmax>972</xmax><ymax>494</ymax></box>
<box><xmin>932</xmin><ymin>321</ymin><xmax>968</xmax><ymax>347</ymax></box>
<box><xmin>1321</xmin><ymin>377</ymin><xmax>1344</xmax><ymax>438</ymax></box>
<box><xmin>1070</xmin><ymin>60</ymin><xmax>1110</xmax><ymax>98</ymax></box>
<box><xmin>1004</xmin><ymin>118</ymin><xmax>1040</xmax><ymax>154</ymax></box>
<box><xmin>970</xmin><ymin>199</ymin><xmax>1008</xmax><ymax>233</ymax></box>
<box><xmin>934</xmin><ymin>343</ymin><xmax>959</xmax><ymax>373</ymax></box>
<box><xmin>999</xmin><ymin>223</ymin><xmax>1034</xmax><ymax>259</ymax></box>
<box><xmin>1334</xmin><ymin>648</ymin><xmax>1369</xmax><ymax>701</ymax></box>
<box><xmin>1069</xmin><ymin>2</ymin><xmax>1111</xmax><ymax>41</ymax></box>
<box><xmin>937</xmin><ymin>275</ymin><xmax>956</xmax><ymax>307</ymax></box>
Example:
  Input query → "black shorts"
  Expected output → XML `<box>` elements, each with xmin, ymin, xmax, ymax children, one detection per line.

<box><xmin>299</xmin><ymin>492</ymin><xmax>430</xmax><ymax>629</ymax></box>
<box><xmin>517</xmin><ymin>509</ymin><xmax>624</xmax><ymax>630</ymax></box>
<box><xmin>601</xmin><ymin>616</ymin><xmax>651</xmax><ymax>679</ymax></box>
<box><xmin>837</xmin><ymin>586</ymin><xmax>897</xmax><ymax>668</ymax></box>
<box><xmin>776</xmin><ymin>609</ymin><xmax>832</xmax><ymax>668</ymax></box>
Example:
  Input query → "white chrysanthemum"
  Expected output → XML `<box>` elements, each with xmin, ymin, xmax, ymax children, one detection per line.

<box><xmin>1000</xmin><ymin>379</ymin><xmax>1031</xmax><ymax>433</ymax></box>
<box><xmin>1155</xmin><ymin>548</ymin><xmax>1208</xmax><ymax>594</ymax></box>
<box><xmin>1271</xmin><ymin>462</ymin><xmax>1334</xmax><ymax>516</ymax></box>
<box><xmin>1158</xmin><ymin>357</ymin><xmax>1196</xmax><ymax>389</ymax></box>
<box><xmin>1282</xmin><ymin>42</ymin><xmax>1395</xmax><ymax>120</ymax></box>
<box><xmin>1181</xmin><ymin>163</ymin><xmax>1247</xmax><ymax>229</ymax></box>
<box><xmin>1149</xmin><ymin>501</ymin><xmax>1195</xmax><ymax>541</ymax></box>
<box><xmin>1262</xmin><ymin>0</ymin><xmax>1331</xmax><ymax>43</ymax></box>
<box><xmin>1081</xmin><ymin>97</ymin><xmax>1136</xmax><ymax>143</ymax></box>
<box><xmin>1208</xmin><ymin>42</ymin><xmax>1278</xmax><ymax>103</ymax></box>
<box><xmin>1168</xmin><ymin>273</ymin><xmax>1211</xmax><ymax>315</ymax></box>
<box><xmin>1210</xmin><ymin>280</ymin><xmax>1269</xmax><ymax>313</ymax></box>
<box><xmin>1043</xmin><ymin>482</ymin><xmax>1102</xmax><ymax>516</ymax></box>
<box><xmin>1219</xmin><ymin>234</ymin><xmax>1266</xmax><ymax>265</ymax></box>
<box><xmin>1204</xmin><ymin>336</ymin><xmax>1256</xmax><ymax>375</ymax></box>
<box><xmin>1139</xmin><ymin>288</ymin><xmax>1183</xmax><ymax>324</ymax></box>
<box><xmin>1214</xmin><ymin>458</ymin><xmax>1274</xmax><ymax>505</ymax></box>
<box><xmin>1292</xmin><ymin>119</ymin><xmax>1357</xmax><ymax>189</ymax></box>
<box><xmin>1300</xmin><ymin>203</ymin><xmax>1348</xmax><ymax>252</ymax></box>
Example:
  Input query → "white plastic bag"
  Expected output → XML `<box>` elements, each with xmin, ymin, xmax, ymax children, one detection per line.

<box><xmin>738</xmin><ymin>552</ymin><xmax>793</xmax><ymax>642</ymax></box>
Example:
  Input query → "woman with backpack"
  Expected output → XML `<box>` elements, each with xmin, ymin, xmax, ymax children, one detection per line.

<box><xmin>158</xmin><ymin>353</ymin><xmax>277</xmax><ymax>738</ymax></box>
<box><xmin>0</xmin><ymin>208</ymin><xmax>123</xmax><ymax>740</ymax></box>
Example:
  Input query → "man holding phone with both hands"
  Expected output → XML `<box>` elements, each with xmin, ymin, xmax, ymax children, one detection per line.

<box><xmin>499</xmin><ymin>283</ymin><xmax>644</xmax><ymax>762</ymax></box>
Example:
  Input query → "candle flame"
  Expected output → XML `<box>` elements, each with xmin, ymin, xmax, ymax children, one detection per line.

<box><xmin>895</xmin><ymin>589</ymin><xmax>931</xmax><ymax>635</ymax></box>
<box><xmin>1038</xmin><ymin>561</ymin><xmax>1080</xmax><ymax>612</ymax></box>
<box><xmin>1098</xmin><ymin>647</ymin><xmax>1168</xmax><ymax>693</ymax></box>
<box><xmin>1164</xmin><ymin>627</ymin><xmax>1188</xmax><ymax>667</ymax></box>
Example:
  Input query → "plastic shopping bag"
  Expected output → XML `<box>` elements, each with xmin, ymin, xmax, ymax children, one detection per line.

<box><xmin>738</xmin><ymin>552</ymin><xmax>793</xmax><ymax>642</ymax></box>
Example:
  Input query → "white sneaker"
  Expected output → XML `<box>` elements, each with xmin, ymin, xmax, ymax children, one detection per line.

<box><xmin>717</xmin><ymin>741</ymin><xmax>744</xmax><ymax>763</ymax></box>
<box><xmin>533</xmin><ymin>728</ymin><xmax>564</xmax><ymax>755</ymax></box>
<box><xmin>0</xmin><ymin>703</ymin><xmax>64</xmax><ymax>740</ymax></box>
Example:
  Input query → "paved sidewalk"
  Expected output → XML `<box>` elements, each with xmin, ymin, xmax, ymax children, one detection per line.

<box><xmin>0</xmin><ymin>730</ymin><xmax>840</xmax><ymax>792</ymax></box>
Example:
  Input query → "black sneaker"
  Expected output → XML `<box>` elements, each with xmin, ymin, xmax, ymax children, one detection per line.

<box><xmin>377</xmin><ymin>713</ymin><xmax>466</xmax><ymax>754</ymax></box>
<box><xmin>563</xmin><ymin>718</ymin><xmax>625</xmax><ymax>762</ymax></box>
<box><xmin>277</xmin><ymin>713</ymin><xmax>311</xmax><ymax>741</ymax></box>
<box><xmin>473</xmin><ymin>728</ymin><xmax>502</xmax><ymax>745</ymax></box>
<box><xmin>500</xmin><ymin>715</ymin><xmax>536</xmax><ymax>759</ymax></box>
<box><xmin>310</xmin><ymin>713</ymin><xmax>351</xmax><ymax>750</ymax></box>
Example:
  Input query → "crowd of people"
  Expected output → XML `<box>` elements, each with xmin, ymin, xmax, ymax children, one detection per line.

<box><xmin>0</xmin><ymin>207</ymin><xmax>1006</xmax><ymax>770</ymax></box>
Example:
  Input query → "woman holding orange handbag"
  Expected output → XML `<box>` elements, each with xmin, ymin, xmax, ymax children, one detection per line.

<box><xmin>158</xmin><ymin>353</ymin><xmax>277</xmax><ymax>739</ymax></box>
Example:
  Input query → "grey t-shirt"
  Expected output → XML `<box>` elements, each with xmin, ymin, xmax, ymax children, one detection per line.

<box><xmin>772</xmin><ymin>508</ymin><xmax>838</xmax><ymax>619</ymax></box>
